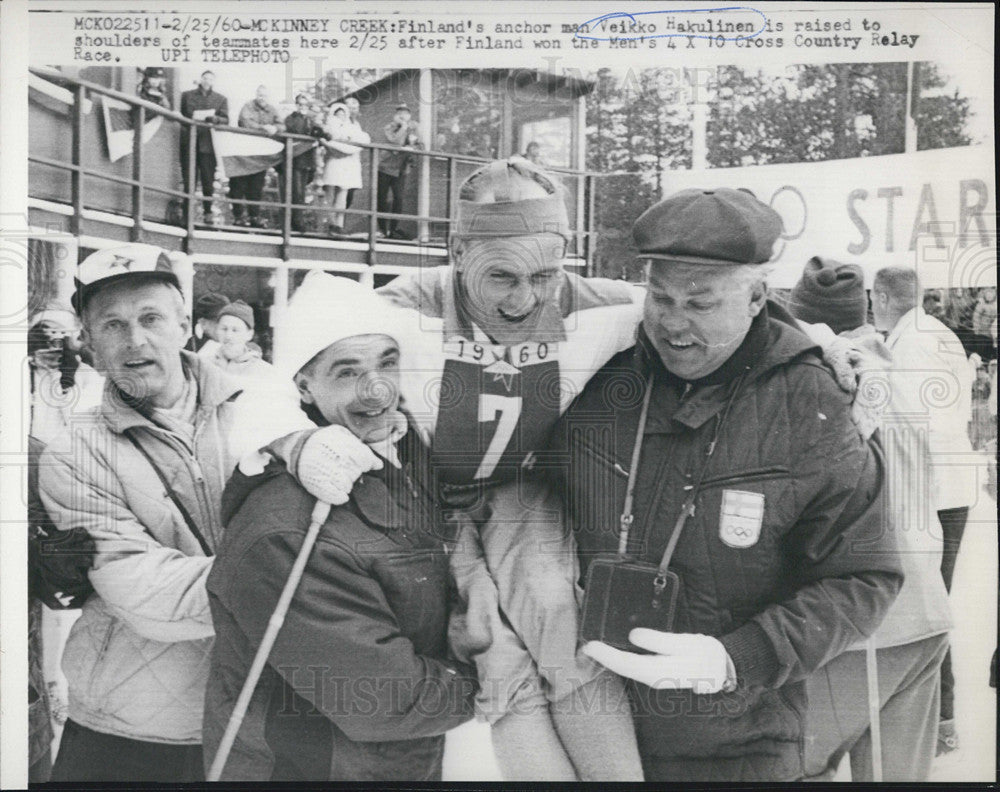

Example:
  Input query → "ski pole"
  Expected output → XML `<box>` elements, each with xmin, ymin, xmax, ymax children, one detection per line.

<box><xmin>207</xmin><ymin>499</ymin><xmax>332</xmax><ymax>782</ymax></box>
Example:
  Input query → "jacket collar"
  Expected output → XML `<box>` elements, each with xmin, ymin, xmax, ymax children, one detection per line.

<box><xmin>350</xmin><ymin>414</ymin><xmax>430</xmax><ymax>531</ymax></box>
<box><xmin>884</xmin><ymin>306</ymin><xmax>920</xmax><ymax>350</ymax></box>
<box><xmin>100</xmin><ymin>350</ymin><xmax>243</xmax><ymax>435</ymax></box>
<box><xmin>635</xmin><ymin>308</ymin><xmax>821</xmax><ymax>430</ymax></box>
<box><xmin>289</xmin><ymin>406</ymin><xmax>426</xmax><ymax>532</ymax></box>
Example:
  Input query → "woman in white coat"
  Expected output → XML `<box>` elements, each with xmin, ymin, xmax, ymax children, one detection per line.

<box><xmin>322</xmin><ymin>103</ymin><xmax>370</xmax><ymax>237</ymax></box>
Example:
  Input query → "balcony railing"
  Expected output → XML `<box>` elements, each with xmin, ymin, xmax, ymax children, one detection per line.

<box><xmin>29</xmin><ymin>66</ymin><xmax>599</xmax><ymax>274</ymax></box>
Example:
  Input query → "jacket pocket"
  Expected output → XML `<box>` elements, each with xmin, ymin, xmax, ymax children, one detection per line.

<box><xmin>700</xmin><ymin>466</ymin><xmax>790</xmax><ymax>489</ymax></box>
<box><xmin>372</xmin><ymin>550</ymin><xmax>450</xmax><ymax>655</ymax></box>
<box><xmin>577</xmin><ymin>439</ymin><xmax>629</xmax><ymax>478</ymax></box>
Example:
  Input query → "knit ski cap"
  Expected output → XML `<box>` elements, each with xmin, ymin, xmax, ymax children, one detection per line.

<box><xmin>455</xmin><ymin>157</ymin><xmax>571</xmax><ymax>242</ymax></box>
<box><xmin>218</xmin><ymin>300</ymin><xmax>255</xmax><ymax>330</ymax></box>
<box><xmin>788</xmin><ymin>256</ymin><xmax>868</xmax><ymax>333</ymax></box>
<box><xmin>275</xmin><ymin>272</ymin><xmax>414</xmax><ymax>380</ymax></box>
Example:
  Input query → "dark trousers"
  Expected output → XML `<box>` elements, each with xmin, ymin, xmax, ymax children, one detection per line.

<box><xmin>287</xmin><ymin>167</ymin><xmax>312</xmax><ymax>231</ymax></box>
<box><xmin>50</xmin><ymin>719</ymin><xmax>204</xmax><ymax>782</ymax></box>
<box><xmin>377</xmin><ymin>171</ymin><xmax>406</xmax><ymax>234</ymax></box>
<box><xmin>804</xmin><ymin>633</ymin><xmax>948</xmax><ymax>781</ymax></box>
<box><xmin>181</xmin><ymin>149</ymin><xmax>217</xmax><ymax>215</ymax></box>
<box><xmin>937</xmin><ymin>505</ymin><xmax>969</xmax><ymax>720</ymax></box>
<box><xmin>229</xmin><ymin>171</ymin><xmax>267</xmax><ymax>223</ymax></box>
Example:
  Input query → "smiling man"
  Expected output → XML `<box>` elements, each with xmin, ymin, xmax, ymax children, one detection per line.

<box><xmin>553</xmin><ymin>188</ymin><xmax>904</xmax><ymax>781</ymax></box>
<box><xmin>203</xmin><ymin>274</ymin><xmax>477</xmax><ymax>781</ymax></box>
<box><xmin>37</xmin><ymin>244</ymin><xmax>256</xmax><ymax>782</ymax></box>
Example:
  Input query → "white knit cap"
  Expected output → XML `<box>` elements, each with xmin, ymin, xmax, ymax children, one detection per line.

<box><xmin>275</xmin><ymin>271</ymin><xmax>412</xmax><ymax>380</ymax></box>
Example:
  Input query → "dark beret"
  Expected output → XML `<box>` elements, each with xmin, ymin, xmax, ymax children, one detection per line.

<box><xmin>633</xmin><ymin>187</ymin><xmax>783</xmax><ymax>266</ymax></box>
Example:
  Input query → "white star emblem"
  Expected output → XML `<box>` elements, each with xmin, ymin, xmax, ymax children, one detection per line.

<box><xmin>107</xmin><ymin>255</ymin><xmax>135</xmax><ymax>272</ymax></box>
<box><xmin>484</xmin><ymin>358</ymin><xmax>519</xmax><ymax>391</ymax></box>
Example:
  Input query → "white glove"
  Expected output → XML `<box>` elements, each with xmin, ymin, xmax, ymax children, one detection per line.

<box><xmin>583</xmin><ymin>629</ymin><xmax>734</xmax><ymax>695</ymax></box>
<box><xmin>293</xmin><ymin>424</ymin><xmax>383</xmax><ymax>505</ymax></box>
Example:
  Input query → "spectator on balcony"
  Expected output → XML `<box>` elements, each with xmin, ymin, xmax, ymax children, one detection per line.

<box><xmin>343</xmin><ymin>97</ymin><xmax>363</xmax><ymax>211</ymax></box>
<box><xmin>209</xmin><ymin>301</ymin><xmax>274</xmax><ymax>386</ymax></box>
<box><xmin>523</xmin><ymin>141</ymin><xmax>546</xmax><ymax>166</ymax></box>
<box><xmin>464</xmin><ymin>133</ymin><xmax>495</xmax><ymax>160</ymax></box>
<box><xmin>377</xmin><ymin>104</ymin><xmax>421</xmax><ymax>239</ymax></box>
<box><xmin>322</xmin><ymin>102</ymin><xmax>370</xmax><ymax>238</ymax></box>
<box><xmin>230</xmin><ymin>86</ymin><xmax>284</xmax><ymax>229</ymax></box>
<box><xmin>180</xmin><ymin>71</ymin><xmax>228</xmax><ymax>226</ymax></box>
<box><xmin>281</xmin><ymin>93</ymin><xmax>323</xmax><ymax>233</ymax></box>
<box><xmin>138</xmin><ymin>67</ymin><xmax>170</xmax><ymax>110</ymax></box>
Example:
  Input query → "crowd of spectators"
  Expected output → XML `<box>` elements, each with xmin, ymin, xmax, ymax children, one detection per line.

<box><xmin>167</xmin><ymin>70</ymin><xmax>427</xmax><ymax>239</ymax></box>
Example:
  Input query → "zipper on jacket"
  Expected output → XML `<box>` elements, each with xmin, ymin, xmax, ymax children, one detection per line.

<box><xmin>139</xmin><ymin>427</ymin><xmax>215</xmax><ymax>555</ymax></box>
<box><xmin>191</xmin><ymin>411</ymin><xmax>223</xmax><ymax>546</ymax></box>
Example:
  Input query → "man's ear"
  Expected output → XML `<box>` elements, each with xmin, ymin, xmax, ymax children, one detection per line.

<box><xmin>79</xmin><ymin>324</ymin><xmax>93</xmax><ymax>355</ymax></box>
<box><xmin>748</xmin><ymin>281</ymin><xmax>768</xmax><ymax>317</ymax></box>
<box><xmin>449</xmin><ymin>237</ymin><xmax>466</xmax><ymax>267</ymax></box>
<box><xmin>295</xmin><ymin>374</ymin><xmax>315</xmax><ymax>405</ymax></box>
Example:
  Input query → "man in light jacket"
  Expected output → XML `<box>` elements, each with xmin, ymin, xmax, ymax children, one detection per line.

<box><xmin>870</xmin><ymin>265</ymin><xmax>979</xmax><ymax>755</ymax></box>
<box><xmin>38</xmin><ymin>244</ymin><xmax>294</xmax><ymax>781</ymax></box>
<box><xmin>790</xmin><ymin>258</ymin><xmax>952</xmax><ymax>781</ymax></box>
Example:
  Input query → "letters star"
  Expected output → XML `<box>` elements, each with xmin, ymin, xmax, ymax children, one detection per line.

<box><xmin>484</xmin><ymin>358</ymin><xmax>519</xmax><ymax>391</ymax></box>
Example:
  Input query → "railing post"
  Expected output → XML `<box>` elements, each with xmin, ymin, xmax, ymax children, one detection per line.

<box><xmin>446</xmin><ymin>155</ymin><xmax>458</xmax><ymax>250</ymax></box>
<box><xmin>271</xmin><ymin>262</ymin><xmax>289</xmax><ymax>362</ymax></box>
<box><xmin>585</xmin><ymin>174</ymin><xmax>597</xmax><ymax>278</ymax></box>
<box><xmin>131</xmin><ymin>104</ymin><xmax>145</xmax><ymax>242</ymax></box>
<box><xmin>70</xmin><ymin>84</ymin><xmax>85</xmax><ymax>236</ymax></box>
<box><xmin>281</xmin><ymin>137</ymin><xmax>294</xmax><ymax>259</ymax></box>
<box><xmin>184</xmin><ymin>118</ymin><xmax>197</xmax><ymax>254</ymax></box>
<box><xmin>367</xmin><ymin>146</ymin><xmax>379</xmax><ymax>270</ymax></box>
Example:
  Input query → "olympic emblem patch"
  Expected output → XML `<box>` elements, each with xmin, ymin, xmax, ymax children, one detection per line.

<box><xmin>719</xmin><ymin>489</ymin><xmax>765</xmax><ymax>549</ymax></box>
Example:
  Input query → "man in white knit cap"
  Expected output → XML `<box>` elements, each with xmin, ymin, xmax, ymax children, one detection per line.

<box><xmin>203</xmin><ymin>273</ymin><xmax>478</xmax><ymax>781</ymax></box>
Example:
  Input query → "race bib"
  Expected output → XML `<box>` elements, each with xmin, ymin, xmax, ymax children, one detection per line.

<box><xmin>432</xmin><ymin>338</ymin><xmax>560</xmax><ymax>485</ymax></box>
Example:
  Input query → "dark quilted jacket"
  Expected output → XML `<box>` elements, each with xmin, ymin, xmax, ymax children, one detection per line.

<box><xmin>203</xmin><ymin>423</ymin><xmax>477</xmax><ymax>781</ymax></box>
<box><xmin>551</xmin><ymin>316</ymin><xmax>903</xmax><ymax>782</ymax></box>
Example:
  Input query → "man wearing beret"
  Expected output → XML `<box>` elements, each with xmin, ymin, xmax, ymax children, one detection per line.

<box><xmin>552</xmin><ymin>188</ymin><xmax>904</xmax><ymax>781</ymax></box>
